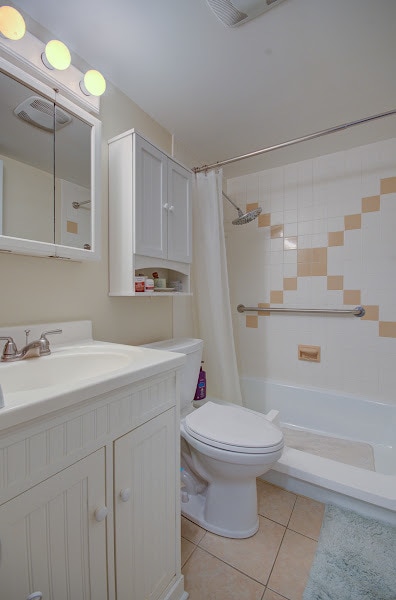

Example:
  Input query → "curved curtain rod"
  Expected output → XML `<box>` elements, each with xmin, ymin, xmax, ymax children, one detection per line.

<box><xmin>192</xmin><ymin>108</ymin><xmax>396</xmax><ymax>174</ymax></box>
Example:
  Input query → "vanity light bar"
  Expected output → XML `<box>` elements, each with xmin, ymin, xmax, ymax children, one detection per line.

<box><xmin>0</xmin><ymin>21</ymin><xmax>103</xmax><ymax>113</ymax></box>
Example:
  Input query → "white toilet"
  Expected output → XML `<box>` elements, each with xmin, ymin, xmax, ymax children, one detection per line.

<box><xmin>142</xmin><ymin>338</ymin><xmax>284</xmax><ymax>539</ymax></box>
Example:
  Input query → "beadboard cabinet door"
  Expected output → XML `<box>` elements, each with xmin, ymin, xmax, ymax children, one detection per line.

<box><xmin>134</xmin><ymin>134</ymin><xmax>168</xmax><ymax>260</ymax></box>
<box><xmin>0</xmin><ymin>448</ymin><xmax>107</xmax><ymax>600</ymax></box>
<box><xmin>114</xmin><ymin>409</ymin><xmax>177</xmax><ymax>600</ymax></box>
<box><xmin>167</xmin><ymin>159</ymin><xmax>192</xmax><ymax>264</ymax></box>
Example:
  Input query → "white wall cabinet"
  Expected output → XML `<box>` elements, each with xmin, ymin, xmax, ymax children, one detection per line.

<box><xmin>108</xmin><ymin>129</ymin><xmax>192</xmax><ymax>296</ymax></box>
<box><xmin>0</xmin><ymin>369</ymin><xmax>186</xmax><ymax>600</ymax></box>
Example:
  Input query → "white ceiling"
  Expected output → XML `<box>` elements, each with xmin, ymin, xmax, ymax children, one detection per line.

<box><xmin>10</xmin><ymin>0</ymin><xmax>396</xmax><ymax>173</ymax></box>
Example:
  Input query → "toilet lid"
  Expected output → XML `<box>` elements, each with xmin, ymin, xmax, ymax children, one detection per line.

<box><xmin>184</xmin><ymin>401</ymin><xmax>284</xmax><ymax>453</ymax></box>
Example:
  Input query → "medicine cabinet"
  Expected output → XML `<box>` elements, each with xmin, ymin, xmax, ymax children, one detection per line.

<box><xmin>0</xmin><ymin>56</ymin><xmax>101</xmax><ymax>261</ymax></box>
<box><xmin>108</xmin><ymin>129</ymin><xmax>192</xmax><ymax>295</ymax></box>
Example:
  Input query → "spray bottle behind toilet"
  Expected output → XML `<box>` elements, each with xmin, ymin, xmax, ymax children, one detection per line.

<box><xmin>193</xmin><ymin>362</ymin><xmax>206</xmax><ymax>408</ymax></box>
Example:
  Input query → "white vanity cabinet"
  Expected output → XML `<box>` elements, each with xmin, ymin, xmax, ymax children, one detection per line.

<box><xmin>0</xmin><ymin>449</ymin><xmax>108</xmax><ymax>599</ymax></box>
<box><xmin>114</xmin><ymin>409</ymin><xmax>176</xmax><ymax>600</ymax></box>
<box><xmin>108</xmin><ymin>129</ymin><xmax>192</xmax><ymax>296</ymax></box>
<box><xmin>0</xmin><ymin>366</ymin><xmax>186</xmax><ymax>600</ymax></box>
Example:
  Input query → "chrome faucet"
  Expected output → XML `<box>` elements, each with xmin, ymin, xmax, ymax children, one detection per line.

<box><xmin>0</xmin><ymin>329</ymin><xmax>62</xmax><ymax>362</ymax></box>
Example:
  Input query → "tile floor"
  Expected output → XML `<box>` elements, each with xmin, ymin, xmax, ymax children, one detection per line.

<box><xmin>181</xmin><ymin>479</ymin><xmax>325</xmax><ymax>600</ymax></box>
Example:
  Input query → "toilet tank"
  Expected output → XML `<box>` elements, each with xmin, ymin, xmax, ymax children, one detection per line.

<box><xmin>142</xmin><ymin>338</ymin><xmax>203</xmax><ymax>409</ymax></box>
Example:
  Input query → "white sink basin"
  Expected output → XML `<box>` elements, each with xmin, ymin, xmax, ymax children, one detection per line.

<box><xmin>0</xmin><ymin>346</ymin><xmax>133</xmax><ymax>393</ymax></box>
<box><xmin>0</xmin><ymin>322</ymin><xmax>186</xmax><ymax>431</ymax></box>
<box><xmin>0</xmin><ymin>340</ymin><xmax>185</xmax><ymax>428</ymax></box>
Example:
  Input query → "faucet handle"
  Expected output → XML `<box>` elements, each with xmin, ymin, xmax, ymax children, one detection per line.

<box><xmin>39</xmin><ymin>329</ymin><xmax>63</xmax><ymax>355</ymax></box>
<box><xmin>0</xmin><ymin>336</ymin><xmax>18</xmax><ymax>359</ymax></box>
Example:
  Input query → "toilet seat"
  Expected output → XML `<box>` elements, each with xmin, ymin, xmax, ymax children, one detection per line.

<box><xmin>184</xmin><ymin>401</ymin><xmax>284</xmax><ymax>454</ymax></box>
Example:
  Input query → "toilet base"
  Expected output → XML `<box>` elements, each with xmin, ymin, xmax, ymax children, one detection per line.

<box><xmin>181</xmin><ymin>491</ymin><xmax>259</xmax><ymax>539</ymax></box>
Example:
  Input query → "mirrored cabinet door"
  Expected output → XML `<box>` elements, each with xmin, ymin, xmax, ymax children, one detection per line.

<box><xmin>0</xmin><ymin>69</ymin><xmax>55</xmax><ymax>244</ymax></box>
<box><xmin>0</xmin><ymin>57</ymin><xmax>101</xmax><ymax>261</ymax></box>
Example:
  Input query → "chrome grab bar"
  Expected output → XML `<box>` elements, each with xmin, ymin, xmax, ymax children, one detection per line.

<box><xmin>237</xmin><ymin>304</ymin><xmax>365</xmax><ymax>317</ymax></box>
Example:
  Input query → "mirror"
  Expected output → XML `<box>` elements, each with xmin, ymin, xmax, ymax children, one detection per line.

<box><xmin>0</xmin><ymin>57</ymin><xmax>101</xmax><ymax>260</ymax></box>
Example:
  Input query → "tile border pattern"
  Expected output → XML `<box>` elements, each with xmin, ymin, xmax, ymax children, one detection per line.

<box><xmin>245</xmin><ymin>176</ymin><xmax>396</xmax><ymax>337</ymax></box>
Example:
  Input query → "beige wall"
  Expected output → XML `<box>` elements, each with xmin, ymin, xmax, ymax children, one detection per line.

<box><xmin>0</xmin><ymin>82</ymin><xmax>190</xmax><ymax>346</ymax></box>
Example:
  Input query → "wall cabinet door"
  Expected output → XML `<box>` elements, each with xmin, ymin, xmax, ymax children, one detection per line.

<box><xmin>167</xmin><ymin>159</ymin><xmax>192</xmax><ymax>263</ymax></box>
<box><xmin>0</xmin><ymin>449</ymin><xmax>108</xmax><ymax>600</ymax></box>
<box><xmin>134</xmin><ymin>134</ymin><xmax>192</xmax><ymax>264</ymax></box>
<box><xmin>114</xmin><ymin>409</ymin><xmax>177</xmax><ymax>600</ymax></box>
<box><xmin>134</xmin><ymin>134</ymin><xmax>168</xmax><ymax>259</ymax></box>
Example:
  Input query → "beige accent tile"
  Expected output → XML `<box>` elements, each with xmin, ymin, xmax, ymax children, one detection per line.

<box><xmin>181</xmin><ymin>516</ymin><xmax>206</xmax><ymax>544</ymax></box>
<box><xmin>343</xmin><ymin>290</ymin><xmax>361</xmax><ymax>305</ymax></box>
<box><xmin>297</xmin><ymin>249</ymin><xmax>311</xmax><ymax>264</ymax></box>
<box><xmin>66</xmin><ymin>220</ymin><xmax>78</xmax><ymax>234</ymax></box>
<box><xmin>311</xmin><ymin>262</ymin><xmax>327</xmax><ymax>276</ymax></box>
<box><xmin>182</xmin><ymin>547</ymin><xmax>264</xmax><ymax>600</ymax></box>
<box><xmin>257</xmin><ymin>480</ymin><xmax>296</xmax><ymax>526</ymax></box>
<box><xmin>268</xmin><ymin>529</ymin><xmax>317</xmax><ymax>600</ymax></box>
<box><xmin>328</xmin><ymin>231</ymin><xmax>344</xmax><ymax>246</ymax></box>
<box><xmin>380</xmin><ymin>176</ymin><xmax>396</xmax><ymax>195</ymax></box>
<box><xmin>270</xmin><ymin>290</ymin><xmax>284</xmax><ymax>304</ymax></box>
<box><xmin>247</xmin><ymin>202</ymin><xmax>259</xmax><ymax>212</ymax></box>
<box><xmin>312</xmin><ymin>247</ymin><xmax>327</xmax><ymax>263</ymax></box>
<box><xmin>258</xmin><ymin>213</ymin><xmax>271</xmax><ymax>228</ymax></box>
<box><xmin>284</xmin><ymin>236</ymin><xmax>297</xmax><ymax>250</ymax></box>
<box><xmin>297</xmin><ymin>262</ymin><xmax>311</xmax><ymax>277</ymax></box>
<box><xmin>258</xmin><ymin>302</ymin><xmax>270</xmax><ymax>316</ymax></box>
<box><xmin>379</xmin><ymin>321</ymin><xmax>396</xmax><ymax>338</ymax></box>
<box><xmin>199</xmin><ymin>515</ymin><xmax>285</xmax><ymax>585</ymax></box>
<box><xmin>344</xmin><ymin>214</ymin><xmax>361</xmax><ymax>230</ymax></box>
<box><xmin>288</xmin><ymin>496</ymin><xmax>325</xmax><ymax>541</ymax></box>
<box><xmin>181</xmin><ymin>537</ymin><xmax>196</xmax><ymax>567</ymax></box>
<box><xmin>327</xmin><ymin>275</ymin><xmax>343</xmax><ymax>290</ymax></box>
<box><xmin>246</xmin><ymin>315</ymin><xmax>258</xmax><ymax>328</ymax></box>
<box><xmin>361</xmin><ymin>305</ymin><xmax>379</xmax><ymax>321</ymax></box>
<box><xmin>271</xmin><ymin>224</ymin><xmax>284</xmax><ymax>239</ymax></box>
<box><xmin>362</xmin><ymin>195</ymin><xmax>380</xmax><ymax>213</ymax></box>
<box><xmin>297</xmin><ymin>247</ymin><xmax>327</xmax><ymax>276</ymax></box>
<box><xmin>284</xmin><ymin>277</ymin><xmax>297</xmax><ymax>291</ymax></box>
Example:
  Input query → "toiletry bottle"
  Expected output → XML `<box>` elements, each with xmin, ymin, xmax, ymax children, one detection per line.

<box><xmin>193</xmin><ymin>362</ymin><xmax>206</xmax><ymax>407</ymax></box>
<box><xmin>145</xmin><ymin>278</ymin><xmax>154</xmax><ymax>292</ymax></box>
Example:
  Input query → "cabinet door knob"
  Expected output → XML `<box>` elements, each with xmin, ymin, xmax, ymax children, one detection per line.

<box><xmin>26</xmin><ymin>593</ymin><xmax>43</xmax><ymax>600</ymax></box>
<box><xmin>119</xmin><ymin>488</ymin><xmax>131</xmax><ymax>502</ymax></box>
<box><xmin>94</xmin><ymin>506</ymin><xmax>108</xmax><ymax>522</ymax></box>
<box><xmin>163</xmin><ymin>203</ymin><xmax>169</xmax><ymax>210</ymax></box>
<box><xmin>168</xmin><ymin>205</ymin><xmax>175</xmax><ymax>212</ymax></box>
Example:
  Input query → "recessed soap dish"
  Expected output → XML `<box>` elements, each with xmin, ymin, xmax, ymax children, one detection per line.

<box><xmin>298</xmin><ymin>345</ymin><xmax>321</xmax><ymax>362</ymax></box>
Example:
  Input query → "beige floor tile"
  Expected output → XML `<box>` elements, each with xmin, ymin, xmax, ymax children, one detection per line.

<box><xmin>257</xmin><ymin>480</ymin><xmax>297</xmax><ymax>526</ymax></box>
<box><xmin>181</xmin><ymin>537</ymin><xmax>196</xmax><ymax>567</ymax></box>
<box><xmin>181</xmin><ymin>515</ymin><xmax>206</xmax><ymax>544</ymax></box>
<box><xmin>182</xmin><ymin>547</ymin><xmax>265</xmax><ymax>600</ymax></box>
<box><xmin>267</xmin><ymin>529</ymin><xmax>317</xmax><ymax>600</ymax></box>
<box><xmin>263</xmin><ymin>589</ymin><xmax>289</xmax><ymax>600</ymax></box>
<box><xmin>288</xmin><ymin>496</ymin><xmax>325</xmax><ymax>540</ymax></box>
<box><xmin>199</xmin><ymin>515</ymin><xmax>285</xmax><ymax>585</ymax></box>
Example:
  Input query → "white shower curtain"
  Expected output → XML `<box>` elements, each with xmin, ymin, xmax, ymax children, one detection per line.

<box><xmin>192</xmin><ymin>170</ymin><xmax>243</xmax><ymax>406</ymax></box>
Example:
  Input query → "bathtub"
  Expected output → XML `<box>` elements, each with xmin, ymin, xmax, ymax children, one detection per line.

<box><xmin>240</xmin><ymin>377</ymin><xmax>396</xmax><ymax>525</ymax></box>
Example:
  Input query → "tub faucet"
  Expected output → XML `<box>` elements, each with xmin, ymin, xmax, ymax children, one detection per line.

<box><xmin>0</xmin><ymin>329</ymin><xmax>62</xmax><ymax>362</ymax></box>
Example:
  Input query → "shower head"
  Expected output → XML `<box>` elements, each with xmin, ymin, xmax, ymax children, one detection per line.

<box><xmin>222</xmin><ymin>192</ymin><xmax>262</xmax><ymax>225</ymax></box>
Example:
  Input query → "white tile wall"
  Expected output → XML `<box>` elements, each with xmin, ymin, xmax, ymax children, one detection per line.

<box><xmin>226</xmin><ymin>138</ymin><xmax>396</xmax><ymax>403</ymax></box>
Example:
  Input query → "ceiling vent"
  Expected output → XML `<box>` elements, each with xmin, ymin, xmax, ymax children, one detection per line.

<box><xmin>13</xmin><ymin>96</ymin><xmax>72</xmax><ymax>132</ymax></box>
<box><xmin>206</xmin><ymin>0</ymin><xmax>287</xmax><ymax>27</ymax></box>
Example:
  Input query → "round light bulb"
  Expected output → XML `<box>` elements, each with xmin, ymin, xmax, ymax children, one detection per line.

<box><xmin>80</xmin><ymin>70</ymin><xmax>106</xmax><ymax>97</ymax></box>
<box><xmin>42</xmin><ymin>40</ymin><xmax>71</xmax><ymax>70</ymax></box>
<box><xmin>0</xmin><ymin>6</ymin><xmax>26</xmax><ymax>40</ymax></box>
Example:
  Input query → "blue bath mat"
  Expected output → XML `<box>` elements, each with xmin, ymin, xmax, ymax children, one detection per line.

<box><xmin>303</xmin><ymin>504</ymin><xmax>396</xmax><ymax>600</ymax></box>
